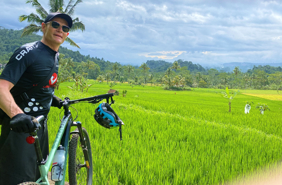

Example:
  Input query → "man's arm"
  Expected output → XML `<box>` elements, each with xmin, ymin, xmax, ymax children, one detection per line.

<box><xmin>0</xmin><ymin>79</ymin><xmax>23</xmax><ymax>118</ymax></box>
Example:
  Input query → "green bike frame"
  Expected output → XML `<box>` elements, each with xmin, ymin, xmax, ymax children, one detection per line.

<box><xmin>30</xmin><ymin>93</ymin><xmax>115</xmax><ymax>185</ymax></box>
<box><xmin>34</xmin><ymin>113</ymin><xmax>73</xmax><ymax>185</ymax></box>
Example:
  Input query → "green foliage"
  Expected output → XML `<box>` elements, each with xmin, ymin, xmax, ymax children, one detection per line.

<box><xmin>146</xmin><ymin>59</ymin><xmax>206</xmax><ymax>73</ymax></box>
<box><xmin>67</xmin><ymin>74</ymin><xmax>92</xmax><ymax>92</ymax></box>
<box><xmin>248</xmin><ymin>65</ymin><xmax>282</xmax><ymax>74</ymax></box>
<box><xmin>96</xmin><ymin>75</ymin><xmax>104</xmax><ymax>83</ymax></box>
<box><xmin>221</xmin><ymin>87</ymin><xmax>238</xmax><ymax>102</ymax></box>
<box><xmin>256</xmin><ymin>103</ymin><xmax>270</xmax><ymax>115</ymax></box>
<box><xmin>198</xmin><ymin>80</ymin><xmax>208</xmax><ymax>88</ymax></box>
<box><xmin>221</xmin><ymin>87</ymin><xmax>239</xmax><ymax>112</ymax></box>
<box><xmin>109</xmin><ymin>82</ymin><xmax>115</xmax><ymax>88</ymax></box>
<box><xmin>122</xmin><ymin>90</ymin><xmax>127</xmax><ymax>97</ymax></box>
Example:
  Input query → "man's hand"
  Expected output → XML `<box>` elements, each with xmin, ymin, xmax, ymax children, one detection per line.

<box><xmin>51</xmin><ymin>95</ymin><xmax>63</xmax><ymax>109</ymax></box>
<box><xmin>10</xmin><ymin>113</ymin><xmax>38</xmax><ymax>133</ymax></box>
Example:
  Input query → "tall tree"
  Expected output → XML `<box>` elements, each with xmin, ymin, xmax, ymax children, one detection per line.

<box><xmin>105</xmin><ymin>73</ymin><xmax>111</xmax><ymax>84</ymax></box>
<box><xmin>81</xmin><ymin>60</ymin><xmax>98</xmax><ymax>79</ymax></box>
<box><xmin>233</xmin><ymin>66</ymin><xmax>241</xmax><ymax>87</ymax></box>
<box><xmin>19</xmin><ymin>0</ymin><xmax>85</xmax><ymax>48</ymax></box>
<box><xmin>165</xmin><ymin>67</ymin><xmax>173</xmax><ymax>87</ymax></box>
<box><xmin>171</xmin><ymin>61</ymin><xmax>181</xmax><ymax>72</ymax></box>
<box><xmin>112</xmin><ymin>62</ymin><xmax>119</xmax><ymax>82</ymax></box>
<box><xmin>148</xmin><ymin>74</ymin><xmax>154</xmax><ymax>86</ymax></box>
<box><xmin>139</xmin><ymin>63</ymin><xmax>150</xmax><ymax>84</ymax></box>
<box><xmin>126</xmin><ymin>65</ymin><xmax>135</xmax><ymax>80</ymax></box>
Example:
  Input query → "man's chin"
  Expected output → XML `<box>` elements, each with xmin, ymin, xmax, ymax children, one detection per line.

<box><xmin>53</xmin><ymin>40</ymin><xmax>65</xmax><ymax>45</ymax></box>
<box><xmin>52</xmin><ymin>37</ymin><xmax>65</xmax><ymax>44</ymax></box>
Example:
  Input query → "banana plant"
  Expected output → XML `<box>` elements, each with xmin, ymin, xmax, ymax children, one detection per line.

<box><xmin>221</xmin><ymin>87</ymin><xmax>238</xmax><ymax>112</ymax></box>
<box><xmin>256</xmin><ymin>103</ymin><xmax>270</xmax><ymax>115</ymax></box>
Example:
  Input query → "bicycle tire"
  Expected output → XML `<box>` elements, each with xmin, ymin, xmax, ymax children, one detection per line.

<box><xmin>18</xmin><ymin>182</ymin><xmax>40</xmax><ymax>185</ymax></box>
<box><xmin>68</xmin><ymin>127</ymin><xmax>93</xmax><ymax>185</ymax></box>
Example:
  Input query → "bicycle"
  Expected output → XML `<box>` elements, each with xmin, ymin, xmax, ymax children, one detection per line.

<box><xmin>19</xmin><ymin>93</ymin><xmax>123</xmax><ymax>185</ymax></box>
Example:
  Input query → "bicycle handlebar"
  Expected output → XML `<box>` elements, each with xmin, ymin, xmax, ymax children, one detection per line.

<box><xmin>36</xmin><ymin>115</ymin><xmax>45</xmax><ymax>123</ymax></box>
<box><xmin>64</xmin><ymin>93</ymin><xmax>115</xmax><ymax>106</ymax></box>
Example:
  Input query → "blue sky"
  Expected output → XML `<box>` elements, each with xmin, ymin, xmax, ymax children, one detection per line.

<box><xmin>1</xmin><ymin>0</ymin><xmax>282</xmax><ymax>67</ymax></box>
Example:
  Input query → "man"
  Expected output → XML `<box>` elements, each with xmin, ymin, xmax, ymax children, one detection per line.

<box><xmin>0</xmin><ymin>12</ymin><xmax>73</xmax><ymax>184</ymax></box>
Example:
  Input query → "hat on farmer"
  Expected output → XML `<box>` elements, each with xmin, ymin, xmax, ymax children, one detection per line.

<box><xmin>44</xmin><ymin>12</ymin><xmax>73</xmax><ymax>28</ymax></box>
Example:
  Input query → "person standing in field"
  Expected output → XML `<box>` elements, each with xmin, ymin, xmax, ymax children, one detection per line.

<box><xmin>0</xmin><ymin>12</ymin><xmax>73</xmax><ymax>184</ymax></box>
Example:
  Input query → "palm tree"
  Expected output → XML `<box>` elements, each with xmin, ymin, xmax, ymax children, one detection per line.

<box><xmin>148</xmin><ymin>74</ymin><xmax>154</xmax><ymax>86</ymax></box>
<box><xmin>139</xmin><ymin>63</ymin><xmax>150</xmax><ymax>84</ymax></box>
<box><xmin>19</xmin><ymin>0</ymin><xmax>85</xmax><ymax>48</ymax></box>
<box><xmin>233</xmin><ymin>66</ymin><xmax>240</xmax><ymax>87</ymax></box>
<box><xmin>233</xmin><ymin>67</ymin><xmax>240</xmax><ymax>78</ymax></box>
<box><xmin>171</xmin><ymin>61</ymin><xmax>181</xmax><ymax>72</ymax></box>
<box><xmin>105</xmin><ymin>73</ymin><xmax>111</xmax><ymax>84</ymax></box>
<box><xmin>127</xmin><ymin>65</ymin><xmax>134</xmax><ymax>80</ymax></box>
<box><xmin>165</xmin><ymin>67</ymin><xmax>173</xmax><ymax>87</ymax></box>
<box><xmin>112</xmin><ymin>62</ymin><xmax>119</xmax><ymax>82</ymax></box>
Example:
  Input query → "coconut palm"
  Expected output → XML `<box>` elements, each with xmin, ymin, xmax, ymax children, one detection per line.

<box><xmin>105</xmin><ymin>73</ymin><xmax>111</xmax><ymax>84</ymax></box>
<box><xmin>165</xmin><ymin>67</ymin><xmax>173</xmax><ymax>87</ymax></box>
<box><xmin>19</xmin><ymin>0</ymin><xmax>85</xmax><ymax>48</ymax></box>
<box><xmin>126</xmin><ymin>65</ymin><xmax>135</xmax><ymax>80</ymax></box>
<box><xmin>171</xmin><ymin>61</ymin><xmax>181</xmax><ymax>72</ymax></box>
<box><xmin>148</xmin><ymin>74</ymin><xmax>154</xmax><ymax>86</ymax></box>
<box><xmin>112</xmin><ymin>62</ymin><xmax>119</xmax><ymax>82</ymax></box>
<box><xmin>139</xmin><ymin>63</ymin><xmax>150</xmax><ymax>84</ymax></box>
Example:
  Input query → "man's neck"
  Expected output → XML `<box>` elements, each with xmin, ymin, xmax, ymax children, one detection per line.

<box><xmin>41</xmin><ymin>38</ymin><xmax>60</xmax><ymax>51</ymax></box>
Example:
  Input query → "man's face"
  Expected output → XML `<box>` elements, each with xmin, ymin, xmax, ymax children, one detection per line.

<box><xmin>42</xmin><ymin>17</ymin><xmax>69</xmax><ymax>46</ymax></box>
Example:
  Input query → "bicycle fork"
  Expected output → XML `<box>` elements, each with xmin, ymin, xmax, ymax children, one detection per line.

<box><xmin>71</xmin><ymin>121</ymin><xmax>91</xmax><ymax>169</ymax></box>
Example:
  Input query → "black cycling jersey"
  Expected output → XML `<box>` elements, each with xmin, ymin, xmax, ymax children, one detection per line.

<box><xmin>0</xmin><ymin>41</ymin><xmax>59</xmax><ymax>116</ymax></box>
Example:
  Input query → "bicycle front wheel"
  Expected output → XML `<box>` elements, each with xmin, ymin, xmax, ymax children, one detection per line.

<box><xmin>69</xmin><ymin>127</ymin><xmax>93</xmax><ymax>185</ymax></box>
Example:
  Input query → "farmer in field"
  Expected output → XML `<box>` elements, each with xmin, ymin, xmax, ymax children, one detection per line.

<box><xmin>0</xmin><ymin>12</ymin><xmax>72</xmax><ymax>184</ymax></box>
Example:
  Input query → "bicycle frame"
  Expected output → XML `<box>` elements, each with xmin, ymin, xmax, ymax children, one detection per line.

<box><xmin>30</xmin><ymin>93</ymin><xmax>115</xmax><ymax>185</ymax></box>
<box><xmin>33</xmin><ymin>111</ymin><xmax>72</xmax><ymax>185</ymax></box>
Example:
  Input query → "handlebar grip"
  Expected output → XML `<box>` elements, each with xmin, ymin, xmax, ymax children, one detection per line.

<box><xmin>31</xmin><ymin>115</ymin><xmax>45</xmax><ymax>134</ymax></box>
<box><xmin>36</xmin><ymin>115</ymin><xmax>45</xmax><ymax>123</ymax></box>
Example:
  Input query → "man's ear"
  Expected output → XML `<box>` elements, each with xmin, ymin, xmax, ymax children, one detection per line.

<box><xmin>67</xmin><ymin>33</ymin><xmax>69</xmax><ymax>36</ymax></box>
<box><xmin>41</xmin><ymin>22</ymin><xmax>46</xmax><ymax>32</ymax></box>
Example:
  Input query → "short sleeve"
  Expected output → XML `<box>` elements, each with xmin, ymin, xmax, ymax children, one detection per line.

<box><xmin>0</xmin><ymin>47</ymin><xmax>33</xmax><ymax>85</ymax></box>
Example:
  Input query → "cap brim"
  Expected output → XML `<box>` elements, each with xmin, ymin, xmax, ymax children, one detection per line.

<box><xmin>44</xmin><ymin>13</ymin><xmax>73</xmax><ymax>28</ymax></box>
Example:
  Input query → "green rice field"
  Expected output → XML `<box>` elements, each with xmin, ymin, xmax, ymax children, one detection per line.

<box><xmin>2</xmin><ymin>81</ymin><xmax>282</xmax><ymax>184</ymax></box>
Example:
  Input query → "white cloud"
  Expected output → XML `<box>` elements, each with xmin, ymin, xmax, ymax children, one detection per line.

<box><xmin>1</xmin><ymin>0</ymin><xmax>282</xmax><ymax>66</ymax></box>
<box><xmin>140</xmin><ymin>51</ymin><xmax>186</xmax><ymax>59</ymax></box>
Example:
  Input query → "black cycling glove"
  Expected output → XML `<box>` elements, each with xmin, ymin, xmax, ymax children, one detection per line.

<box><xmin>51</xmin><ymin>95</ymin><xmax>63</xmax><ymax>109</ymax></box>
<box><xmin>10</xmin><ymin>113</ymin><xmax>38</xmax><ymax>133</ymax></box>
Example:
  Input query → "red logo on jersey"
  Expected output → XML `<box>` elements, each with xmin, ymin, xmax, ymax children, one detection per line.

<box><xmin>49</xmin><ymin>73</ymin><xmax>57</xmax><ymax>86</ymax></box>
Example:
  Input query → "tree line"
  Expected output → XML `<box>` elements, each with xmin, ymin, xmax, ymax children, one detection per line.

<box><xmin>0</xmin><ymin>27</ymin><xmax>281</xmax><ymax>91</ymax></box>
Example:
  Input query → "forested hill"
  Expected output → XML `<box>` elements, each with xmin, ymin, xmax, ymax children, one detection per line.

<box><xmin>146</xmin><ymin>59</ymin><xmax>206</xmax><ymax>73</ymax></box>
<box><xmin>0</xmin><ymin>27</ymin><xmax>114</xmax><ymax>71</ymax></box>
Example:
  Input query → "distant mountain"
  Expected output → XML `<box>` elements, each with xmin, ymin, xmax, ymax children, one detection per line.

<box><xmin>215</xmin><ymin>62</ymin><xmax>282</xmax><ymax>73</ymax></box>
<box><xmin>146</xmin><ymin>60</ymin><xmax>172</xmax><ymax>72</ymax></box>
<box><xmin>146</xmin><ymin>59</ymin><xmax>206</xmax><ymax>73</ymax></box>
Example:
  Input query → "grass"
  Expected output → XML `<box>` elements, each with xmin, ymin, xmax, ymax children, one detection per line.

<box><xmin>1</xmin><ymin>82</ymin><xmax>282</xmax><ymax>184</ymax></box>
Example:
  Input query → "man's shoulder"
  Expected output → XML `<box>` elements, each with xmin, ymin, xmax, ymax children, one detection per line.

<box><xmin>12</xmin><ymin>41</ymin><xmax>42</xmax><ymax>61</ymax></box>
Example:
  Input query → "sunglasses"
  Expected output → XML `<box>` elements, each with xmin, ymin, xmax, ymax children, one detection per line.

<box><xmin>48</xmin><ymin>21</ymin><xmax>70</xmax><ymax>33</ymax></box>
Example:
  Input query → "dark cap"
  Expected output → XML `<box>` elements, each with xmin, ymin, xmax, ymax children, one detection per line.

<box><xmin>44</xmin><ymin>12</ymin><xmax>73</xmax><ymax>28</ymax></box>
